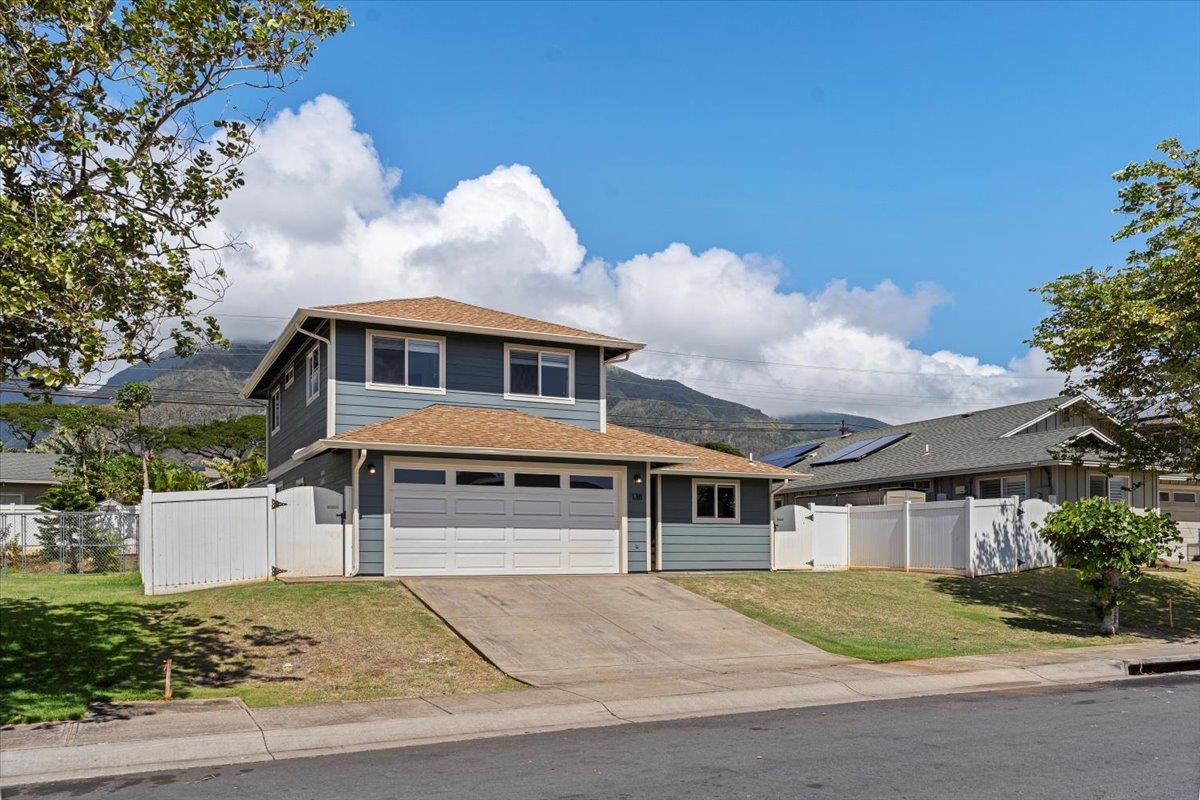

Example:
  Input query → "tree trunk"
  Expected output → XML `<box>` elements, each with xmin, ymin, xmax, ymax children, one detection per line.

<box><xmin>1098</xmin><ymin>568</ymin><xmax>1122</xmax><ymax>635</ymax></box>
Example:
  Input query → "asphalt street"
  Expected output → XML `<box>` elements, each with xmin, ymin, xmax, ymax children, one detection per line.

<box><xmin>8</xmin><ymin>675</ymin><xmax>1199</xmax><ymax>800</ymax></box>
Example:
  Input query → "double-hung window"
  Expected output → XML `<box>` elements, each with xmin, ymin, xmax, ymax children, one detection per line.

<box><xmin>270</xmin><ymin>387</ymin><xmax>281</xmax><ymax>434</ymax></box>
<box><xmin>1088</xmin><ymin>474</ymin><xmax>1130</xmax><ymax>505</ymax></box>
<box><xmin>305</xmin><ymin>346</ymin><xmax>321</xmax><ymax>405</ymax></box>
<box><xmin>978</xmin><ymin>474</ymin><xmax>1028</xmax><ymax>500</ymax></box>
<box><xmin>367</xmin><ymin>332</ymin><xmax>445</xmax><ymax>393</ymax></box>
<box><xmin>505</xmin><ymin>345</ymin><xmax>573</xmax><ymax>401</ymax></box>
<box><xmin>694</xmin><ymin>480</ymin><xmax>739</xmax><ymax>523</ymax></box>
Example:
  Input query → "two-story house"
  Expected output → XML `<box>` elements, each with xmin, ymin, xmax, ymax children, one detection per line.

<box><xmin>241</xmin><ymin>297</ymin><xmax>795</xmax><ymax>577</ymax></box>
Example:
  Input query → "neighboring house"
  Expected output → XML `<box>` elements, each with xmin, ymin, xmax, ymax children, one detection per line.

<box><xmin>1157</xmin><ymin>475</ymin><xmax>1200</xmax><ymax>556</ymax></box>
<box><xmin>773</xmin><ymin>396</ymin><xmax>1163</xmax><ymax>512</ymax></box>
<box><xmin>0</xmin><ymin>452</ymin><xmax>63</xmax><ymax>505</ymax></box>
<box><xmin>240</xmin><ymin>297</ymin><xmax>795</xmax><ymax>576</ymax></box>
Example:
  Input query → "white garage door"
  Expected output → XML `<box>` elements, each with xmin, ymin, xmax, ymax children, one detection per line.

<box><xmin>387</xmin><ymin>462</ymin><xmax>621</xmax><ymax>576</ymax></box>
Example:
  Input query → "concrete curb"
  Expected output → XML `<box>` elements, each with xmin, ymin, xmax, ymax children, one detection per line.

<box><xmin>5</xmin><ymin>652</ymin><xmax>1182</xmax><ymax>789</ymax></box>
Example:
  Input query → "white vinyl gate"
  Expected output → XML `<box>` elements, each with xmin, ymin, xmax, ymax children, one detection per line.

<box><xmin>274</xmin><ymin>485</ymin><xmax>347</xmax><ymax>578</ymax></box>
<box><xmin>388</xmin><ymin>460</ymin><xmax>621</xmax><ymax>576</ymax></box>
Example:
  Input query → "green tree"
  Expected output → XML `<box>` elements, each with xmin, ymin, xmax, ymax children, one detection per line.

<box><xmin>114</xmin><ymin>382</ymin><xmax>153</xmax><ymax>492</ymax></box>
<box><xmin>33</xmin><ymin>404</ymin><xmax>128</xmax><ymax>490</ymax></box>
<box><xmin>698</xmin><ymin>441</ymin><xmax>746</xmax><ymax>458</ymax></box>
<box><xmin>160</xmin><ymin>413</ymin><xmax>265</xmax><ymax>460</ymax></box>
<box><xmin>94</xmin><ymin>453</ymin><xmax>207</xmax><ymax>502</ymax></box>
<box><xmin>1</xmin><ymin>0</ymin><xmax>350</xmax><ymax>392</ymax></box>
<box><xmin>1036</xmin><ymin>497</ymin><xmax>1181</xmax><ymax>635</ymax></box>
<box><xmin>36</xmin><ymin>477</ymin><xmax>100</xmax><ymax>573</ymax></box>
<box><xmin>204</xmin><ymin>448</ymin><xmax>265</xmax><ymax>488</ymax></box>
<box><xmin>1032</xmin><ymin>138</ymin><xmax>1200</xmax><ymax>474</ymax></box>
<box><xmin>0</xmin><ymin>402</ymin><xmax>62</xmax><ymax>449</ymax></box>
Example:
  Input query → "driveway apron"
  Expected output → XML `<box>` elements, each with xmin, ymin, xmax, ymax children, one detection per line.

<box><xmin>403</xmin><ymin>575</ymin><xmax>855</xmax><ymax>697</ymax></box>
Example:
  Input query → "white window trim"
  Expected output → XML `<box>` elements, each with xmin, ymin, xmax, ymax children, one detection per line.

<box><xmin>305</xmin><ymin>345</ymin><xmax>321</xmax><ymax>406</ymax></box>
<box><xmin>1087</xmin><ymin>472</ymin><xmax>1131</xmax><ymax>505</ymax></box>
<box><xmin>270</xmin><ymin>387</ymin><xmax>281</xmax><ymax>434</ymax></box>
<box><xmin>692</xmin><ymin>478</ymin><xmax>740</xmax><ymax>524</ymax></box>
<box><xmin>503</xmin><ymin>343</ymin><xmax>576</xmax><ymax>404</ymax></box>
<box><xmin>283</xmin><ymin>364</ymin><xmax>295</xmax><ymax>388</ymax></box>
<box><xmin>364</xmin><ymin>329</ymin><xmax>447</xmax><ymax>395</ymax></box>
<box><xmin>976</xmin><ymin>473</ymin><xmax>1028</xmax><ymax>500</ymax></box>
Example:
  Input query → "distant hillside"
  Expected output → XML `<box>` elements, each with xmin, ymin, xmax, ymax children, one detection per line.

<box><xmin>606</xmin><ymin>367</ymin><xmax>882</xmax><ymax>456</ymax></box>
<box><xmin>7</xmin><ymin>344</ymin><xmax>883</xmax><ymax>455</ymax></box>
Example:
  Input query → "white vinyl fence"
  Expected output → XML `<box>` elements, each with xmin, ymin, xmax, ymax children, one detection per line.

<box><xmin>140</xmin><ymin>487</ymin><xmax>277</xmax><ymax>594</ymax></box>
<box><xmin>139</xmin><ymin>484</ymin><xmax>348</xmax><ymax>595</ymax></box>
<box><xmin>774</xmin><ymin>497</ymin><xmax>1057</xmax><ymax>576</ymax></box>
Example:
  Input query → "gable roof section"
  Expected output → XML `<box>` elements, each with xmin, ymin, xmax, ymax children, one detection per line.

<box><xmin>0</xmin><ymin>452</ymin><xmax>63</xmax><ymax>485</ymax></box>
<box><xmin>294</xmin><ymin>405</ymin><xmax>796</xmax><ymax>478</ymax></box>
<box><xmin>779</xmin><ymin>396</ymin><xmax>1107</xmax><ymax>492</ymax></box>
<box><xmin>243</xmin><ymin>296</ymin><xmax>644</xmax><ymax>399</ymax></box>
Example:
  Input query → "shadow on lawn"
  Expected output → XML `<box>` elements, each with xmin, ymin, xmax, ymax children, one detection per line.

<box><xmin>929</xmin><ymin>568</ymin><xmax>1200</xmax><ymax>639</ymax></box>
<box><xmin>0</xmin><ymin>597</ymin><xmax>314</xmax><ymax>723</ymax></box>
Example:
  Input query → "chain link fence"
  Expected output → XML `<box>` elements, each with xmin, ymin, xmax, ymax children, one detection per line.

<box><xmin>0</xmin><ymin>506</ymin><xmax>139</xmax><ymax>575</ymax></box>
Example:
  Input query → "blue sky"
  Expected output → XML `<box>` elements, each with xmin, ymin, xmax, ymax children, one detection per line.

<box><xmin>275</xmin><ymin>1</ymin><xmax>1200</xmax><ymax>366</ymax></box>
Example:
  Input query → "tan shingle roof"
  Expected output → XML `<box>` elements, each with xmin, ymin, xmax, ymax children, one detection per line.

<box><xmin>314</xmin><ymin>406</ymin><xmax>795</xmax><ymax>477</ymax></box>
<box><xmin>310</xmin><ymin>297</ymin><xmax>641</xmax><ymax>349</ymax></box>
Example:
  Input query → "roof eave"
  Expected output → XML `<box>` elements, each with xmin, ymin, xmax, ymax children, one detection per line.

<box><xmin>776</xmin><ymin>458</ymin><xmax>1068</xmax><ymax>493</ymax></box>
<box><xmin>302</xmin><ymin>307</ymin><xmax>645</xmax><ymax>354</ymax></box>
<box><xmin>240</xmin><ymin>311</ymin><xmax>307</xmax><ymax>400</ymax></box>
<box><xmin>651</xmin><ymin>467</ymin><xmax>800</xmax><ymax>479</ymax></box>
<box><xmin>294</xmin><ymin>439</ymin><xmax>698</xmax><ymax>465</ymax></box>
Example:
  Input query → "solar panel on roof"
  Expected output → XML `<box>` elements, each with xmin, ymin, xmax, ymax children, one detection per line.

<box><xmin>810</xmin><ymin>433</ymin><xmax>908</xmax><ymax>466</ymax></box>
<box><xmin>760</xmin><ymin>442</ymin><xmax>822</xmax><ymax>467</ymax></box>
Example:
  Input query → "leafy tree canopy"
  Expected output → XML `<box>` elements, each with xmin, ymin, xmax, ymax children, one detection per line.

<box><xmin>1</xmin><ymin>0</ymin><xmax>349</xmax><ymax>391</ymax></box>
<box><xmin>1037</xmin><ymin>497</ymin><xmax>1181</xmax><ymax>635</ymax></box>
<box><xmin>1032</xmin><ymin>138</ymin><xmax>1200</xmax><ymax>474</ymax></box>
<box><xmin>160</xmin><ymin>413</ymin><xmax>264</xmax><ymax>460</ymax></box>
<box><xmin>0</xmin><ymin>401</ymin><xmax>63</xmax><ymax>449</ymax></box>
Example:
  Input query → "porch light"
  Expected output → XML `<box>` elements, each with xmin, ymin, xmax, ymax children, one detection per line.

<box><xmin>367</xmin><ymin>463</ymin><xmax>377</xmax><ymax>476</ymax></box>
<box><xmin>633</xmin><ymin>473</ymin><xmax>643</xmax><ymax>485</ymax></box>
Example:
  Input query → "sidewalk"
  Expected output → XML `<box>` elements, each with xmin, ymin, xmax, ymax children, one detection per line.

<box><xmin>2</xmin><ymin>641</ymin><xmax>1197</xmax><ymax>788</ymax></box>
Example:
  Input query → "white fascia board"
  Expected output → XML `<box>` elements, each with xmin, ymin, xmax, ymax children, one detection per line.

<box><xmin>239</xmin><ymin>310</ymin><xmax>308</xmax><ymax>399</ymax></box>
<box><xmin>293</xmin><ymin>439</ymin><xmax>697</xmax><ymax>466</ymax></box>
<box><xmin>651</xmin><ymin>468</ymin><xmax>799</xmax><ymax>480</ymax></box>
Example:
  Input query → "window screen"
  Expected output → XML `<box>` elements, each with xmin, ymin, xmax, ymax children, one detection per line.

<box><xmin>979</xmin><ymin>478</ymin><xmax>1003</xmax><ymax>499</ymax></box>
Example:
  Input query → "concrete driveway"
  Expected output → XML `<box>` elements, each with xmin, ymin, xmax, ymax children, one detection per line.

<box><xmin>403</xmin><ymin>575</ymin><xmax>854</xmax><ymax>698</ymax></box>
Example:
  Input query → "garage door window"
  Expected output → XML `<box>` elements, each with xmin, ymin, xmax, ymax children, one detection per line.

<box><xmin>515</xmin><ymin>473</ymin><xmax>561</xmax><ymax>488</ymax></box>
<box><xmin>570</xmin><ymin>475</ymin><xmax>613</xmax><ymax>490</ymax></box>
<box><xmin>394</xmin><ymin>468</ymin><xmax>445</xmax><ymax>485</ymax></box>
<box><xmin>694</xmin><ymin>480</ymin><xmax>739</xmax><ymax>522</ymax></box>
<box><xmin>456</xmin><ymin>471</ymin><xmax>506</xmax><ymax>487</ymax></box>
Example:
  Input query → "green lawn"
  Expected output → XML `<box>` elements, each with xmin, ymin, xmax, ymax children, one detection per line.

<box><xmin>0</xmin><ymin>574</ymin><xmax>519</xmax><ymax>724</ymax></box>
<box><xmin>668</xmin><ymin>564</ymin><xmax>1200</xmax><ymax>663</ymax></box>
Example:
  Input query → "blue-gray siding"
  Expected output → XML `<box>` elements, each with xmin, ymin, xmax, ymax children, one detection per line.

<box><xmin>274</xmin><ymin>450</ymin><xmax>351</xmax><ymax>493</ymax></box>
<box><xmin>658</xmin><ymin>475</ymin><xmax>772</xmax><ymax>570</ymax></box>
<box><xmin>267</xmin><ymin>321</ymin><xmax>329</xmax><ymax>472</ymax></box>
<box><xmin>660</xmin><ymin>524</ymin><xmax>771</xmax><ymax>570</ymax></box>
<box><xmin>357</xmin><ymin>450</ymin><xmax>386</xmax><ymax>575</ymax></box>
<box><xmin>334</xmin><ymin>323</ymin><xmax>602</xmax><ymax>432</ymax></box>
<box><xmin>627</xmin><ymin>518</ymin><xmax>649</xmax><ymax>572</ymax></box>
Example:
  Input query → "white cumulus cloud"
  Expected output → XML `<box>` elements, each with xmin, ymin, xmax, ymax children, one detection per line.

<box><xmin>209</xmin><ymin>94</ymin><xmax>1062</xmax><ymax>423</ymax></box>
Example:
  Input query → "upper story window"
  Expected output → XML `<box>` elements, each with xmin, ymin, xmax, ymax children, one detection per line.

<box><xmin>366</xmin><ymin>331</ymin><xmax>445</xmax><ymax>394</ymax></box>
<box><xmin>270</xmin><ymin>387</ymin><xmax>281</xmax><ymax>434</ymax></box>
<box><xmin>305</xmin><ymin>346</ymin><xmax>321</xmax><ymax>405</ymax></box>
<box><xmin>505</xmin><ymin>344</ymin><xmax>573</xmax><ymax>402</ymax></box>
<box><xmin>284</xmin><ymin>365</ymin><xmax>294</xmax><ymax>388</ymax></box>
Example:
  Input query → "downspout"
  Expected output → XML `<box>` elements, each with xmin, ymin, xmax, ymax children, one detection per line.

<box><xmin>348</xmin><ymin>448</ymin><xmax>366</xmax><ymax>577</ymax></box>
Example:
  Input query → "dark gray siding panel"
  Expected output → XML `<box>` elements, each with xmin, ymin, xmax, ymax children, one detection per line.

<box><xmin>659</xmin><ymin>475</ymin><xmax>772</xmax><ymax>570</ymax></box>
<box><xmin>267</xmin><ymin>321</ymin><xmax>329</xmax><ymax>472</ymax></box>
<box><xmin>334</xmin><ymin>322</ymin><xmax>602</xmax><ymax>431</ymax></box>
<box><xmin>357</xmin><ymin>449</ymin><xmax>386</xmax><ymax>575</ymax></box>
<box><xmin>626</xmin><ymin>462</ymin><xmax>650</xmax><ymax>572</ymax></box>
<box><xmin>274</xmin><ymin>451</ymin><xmax>351</xmax><ymax>493</ymax></box>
